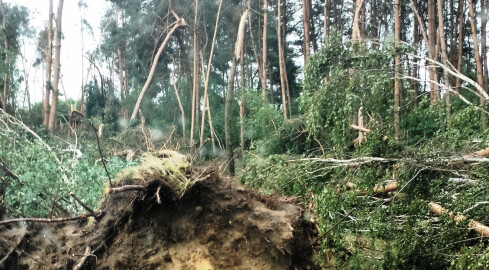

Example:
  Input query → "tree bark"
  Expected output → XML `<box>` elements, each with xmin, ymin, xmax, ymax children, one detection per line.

<box><xmin>48</xmin><ymin>0</ymin><xmax>64</xmax><ymax>132</ymax></box>
<box><xmin>42</xmin><ymin>0</ymin><xmax>53</xmax><ymax>126</ymax></box>
<box><xmin>394</xmin><ymin>0</ymin><xmax>401</xmax><ymax>139</ymax></box>
<box><xmin>351</xmin><ymin>0</ymin><xmax>365</xmax><ymax>40</ymax></box>
<box><xmin>277</xmin><ymin>0</ymin><xmax>288</xmax><ymax>120</ymax></box>
<box><xmin>130</xmin><ymin>16</ymin><xmax>186</xmax><ymax>120</ymax></box>
<box><xmin>428</xmin><ymin>0</ymin><xmax>440</xmax><ymax>104</ymax></box>
<box><xmin>468</xmin><ymin>0</ymin><xmax>487</xmax><ymax>128</ymax></box>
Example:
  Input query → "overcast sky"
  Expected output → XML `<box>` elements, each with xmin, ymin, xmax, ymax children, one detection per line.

<box><xmin>6</xmin><ymin>0</ymin><xmax>110</xmax><ymax>105</ymax></box>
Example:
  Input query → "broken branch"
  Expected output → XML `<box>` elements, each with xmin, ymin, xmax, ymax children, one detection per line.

<box><xmin>90</xmin><ymin>122</ymin><xmax>112</xmax><ymax>187</ymax></box>
<box><xmin>0</xmin><ymin>211</ymin><xmax>103</xmax><ymax>226</ymax></box>
<box><xmin>104</xmin><ymin>185</ymin><xmax>145</xmax><ymax>194</ymax></box>
<box><xmin>70</xmin><ymin>192</ymin><xmax>95</xmax><ymax>215</ymax></box>
<box><xmin>0</xmin><ymin>158</ymin><xmax>18</xmax><ymax>180</ymax></box>
<box><xmin>350</xmin><ymin>124</ymin><xmax>371</xmax><ymax>133</ymax></box>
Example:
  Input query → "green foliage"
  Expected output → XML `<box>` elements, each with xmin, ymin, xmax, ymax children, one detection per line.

<box><xmin>0</xmin><ymin>128</ymin><xmax>134</xmax><ymax>217</ymax></box>
<box><xmin>302</xmin><ymin>32</ymin><xmax>413</xmax><ymax>152</ymax></box>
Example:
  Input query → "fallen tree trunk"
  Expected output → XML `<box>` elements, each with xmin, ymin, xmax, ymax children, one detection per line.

<box><xmin>290</xmin><ymin>155</ymin><xmax>489</xmax><ymax>168</ymax></box>
<box><xmin>347</xmin><ymin>181</ymin><xmax>398</xmax><ymax>195</ymax></box>
<box><xmin>428</xmin><ymin>202</ymin><xmax>489</xmax><ymax>237</ymax></box>
<box><xmin>462</xmin><ymin>146</ymin><xmax>489</xmax><ymax>158</ymax></box>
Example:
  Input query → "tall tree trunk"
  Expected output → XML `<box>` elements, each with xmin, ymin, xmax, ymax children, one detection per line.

<box><xmin>455</xmin><ymin>0</ymin><xmax>465</xmax><ymax>91</ymax></box>
<box><xmin>370</xmin><ymin>0</ymin><xmax>379</xmax><ymax>48</ymax></box>
<box><xmin>262</xmin><ymin>0</ymin><xmax>268</xmax><ymax>100</ymax></box>
<box><xmin>302</xmin><ymin>0</ymin><xmax>311</xmax><ymax>63</ymax></box>
<box><xmin>226</xmin><ymin>10</ymin><xmax>248</xmax><ymax>175</ymax></box>
<box><xmin>468</xmin><ymin>0</ymin><xmax>487</xmax><ymax>128</ymax></box>
<box><xmin>0</xmin><ymin>0</ymin><xmax>7</xmax><ymax>112</ymax></box>
<box><xmin>309</xmin><ymin>0</ymin><xmax>318</xmax><ymax>52</ymax></box>
<box><xmin>278</xmin><ymin>0</ymin><xmax>288</xmax><ymax>119</ymax></box>
<box><xmin>239</xmin><ymin>35</ymin><xmax>245</xmax><ymax>155</ymax></box>
<box><xmin>200</xmin><ymin>0</ymin><xmax>222</xmax><ymax>151</ymax></box>
<box><xmin>359</xmin><ymin>0</ymin><xmax>366</xmax><ymax>38</ymax></box>
<box><xmin>171</xmin><ymin>58</ymin><xmax>185</xmax><ymax>142</ymax></box>
<box><xmin>190</xmin><ymin>0</ymin><xmax>200</xmax><ymax>147</ymax></box>
<box><xmin>352</xmin><ymin>0</ymin><xmax>365</xmax><ymax>40</ymax></box>
<box><xmin>48</xmin><ymin>0</ymin><xmax>64</xmax><ymax>132</ymax></box>
<box><xmin>428</xmin><ymin>0</ymin><xmax>440</xmax><ymax>104</ymax></box>
<box><xmin>411</xmin><ymin>9</ymin><xmax>420</xmax><ymax>106</ymax></box>
<box><xmin>437</xmin><ymin>0</ymin><xmax>451</xmax><ymax>126</ymax></box>
<box><xmin>394</xmin><ymin>0</ymin><xmax>401</xmax><ymax>139</ymax></box>
<box><xmin>323</xmin><ymin>0</ymin><xmax>329</xmax><ymax>37</ymax></box>
<box><xmin>225</xmin><ymin>56</ymin><xmax>237</xmax><ymax>175</ymax></box>
<box><xmin>115</xmin><ymin>4</ymin><xmax>127</xmax><ymax>120</ymax></box>
<box><xmin>481</xmin><ymin>0</ymin><xmax>488</xmax><ymax>93</ymax></box>
<box><xmin>43</xmin><ymin>0</ymin><xmax>53</xmax><ymax>125</ymax></box>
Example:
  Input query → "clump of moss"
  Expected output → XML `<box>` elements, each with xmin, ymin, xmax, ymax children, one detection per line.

<box><xmin>112</xmin><ymin>150</ymin><xmax>191</xmax><ymax>197</ymax></box>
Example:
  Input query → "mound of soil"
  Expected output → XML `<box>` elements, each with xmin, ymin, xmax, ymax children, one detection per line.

<box><xmin>0</xmin><ymin>154</ymin><xmax>315</xmax><ymax>269</ymax></box>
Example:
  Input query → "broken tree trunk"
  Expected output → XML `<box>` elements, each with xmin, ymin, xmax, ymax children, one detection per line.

<box><xmin>428</xmin><ymin>202</ymin><xmax>489</xmax><ymax>237</ymax></box>
<box><xmin>130</xmin><ymin>14</ymin><xmax>187</xmax><ymax>120</ymax></box>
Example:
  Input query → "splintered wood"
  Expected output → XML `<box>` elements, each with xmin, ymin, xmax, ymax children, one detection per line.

<box><xmin>346</xmin><ymin>182</ymin><xmax>398</xmax><ymax>195</ymax></box>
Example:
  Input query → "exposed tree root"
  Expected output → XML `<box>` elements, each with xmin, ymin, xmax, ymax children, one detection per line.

<box><xmin>73</xmin><ymin>246</ymin><xmax>91</xmax><ymax>270</ymax></box>
<box><xmin>0</xmin><ymin>231</ymin><xmax>26</xmax><ymax>264</ymax></box>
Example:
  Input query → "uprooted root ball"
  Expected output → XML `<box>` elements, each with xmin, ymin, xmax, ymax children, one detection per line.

<box><xmin>0</xmin><ymin>151</ymin><xmax>316</xmax><ymax>269</ymax></box>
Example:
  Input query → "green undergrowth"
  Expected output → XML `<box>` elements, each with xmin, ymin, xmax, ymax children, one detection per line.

<box><xmin>238</xmin><ymin>137</ymin><xmax>489</xmax><ymax>269</ymax></box>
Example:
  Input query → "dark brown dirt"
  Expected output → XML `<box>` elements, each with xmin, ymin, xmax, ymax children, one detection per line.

<box><xmin>0</xmin><ymin>167</ymin><xmax>316</xmax><ymax>269</ymax></box>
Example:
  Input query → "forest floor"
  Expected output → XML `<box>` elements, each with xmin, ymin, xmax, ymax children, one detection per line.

<box><xmin>0</xmin><ymin>151</ymin><xmax>316</xmax><ymax>269</ymax></box>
